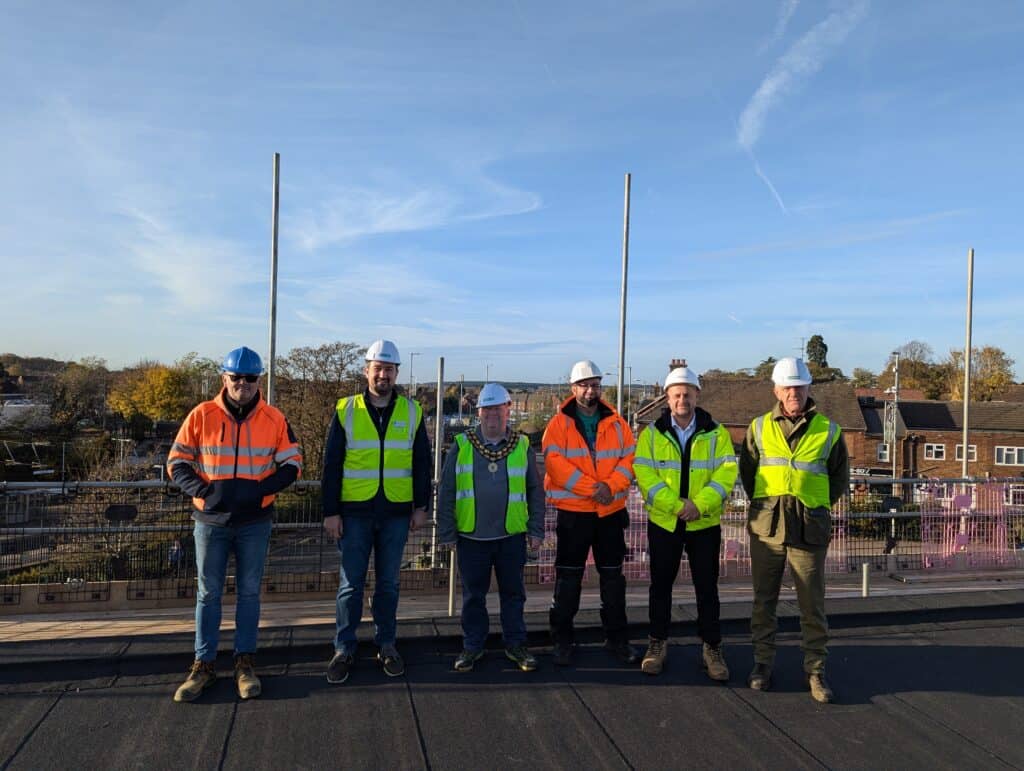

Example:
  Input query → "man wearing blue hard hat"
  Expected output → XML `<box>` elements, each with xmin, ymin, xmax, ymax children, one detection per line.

<box><xmin>322</xmin><ymin>339</ymin><xmax>432</xmax><ymax>684</ymax></box>
<box><xmin>437</xmin><ymin>382</ymin><xmax>545</xmax><ymax>673</ymax></box>
<box><xmin>167</xmin><ymin>346</ymin><xmax>302</xmax><ymax>702</ymax></box>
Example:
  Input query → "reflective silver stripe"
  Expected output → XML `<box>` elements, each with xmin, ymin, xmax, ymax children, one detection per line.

<box><xmin>508</xmin><ymin>467</ymin><xmax>527</xmax><ymax>478</ymax></box>
<box><xmin>689</xmin><ymin>460</ymin><xmax>715</xmax><ymax>470</ymax></box>
<box><xmin>382</xmin><ymin>468</ymin><xmax>412</xmax><ymax>478</ymax></box>
<box><xmin>547</xmin><ymin>490</ymin><xmax>585</xmax><ymax>500</ymax></box>
<box><xmin>633</xmin><ymin>457</ymin><xmax>657</xmax><ymax>468</ymax></box>
<box><xmin>343</xmin><ymin>399</ymin><xmax>355</xmax><ymax>439</ymax></box>
<box><xmin>455</xmin><ymin>489</ymin><xmax>474</xmax><ymax>500</ymax></box>
<box><xmin>544</xmin><ymin>444</ymin><xmax>565</xmax><ymax>457</ymax></box>
<box><xmin>508</xmin><ymin>493</ymin><xmax>527</xmax><ymax>503</ymax></box>
<box><xmin>565</xmin><ymin>469</ymin><xmax>583</xmax><ymax>490</ymax></box>
<box><xmin>455</xmin><ymin>464</ymin><xmax>474</xmax><ymax>474</ymax></box>
<box><xmin>614</xmin><ymin>464</ymin><xmax>633</xmax><ymax>482</ymax></box>
<box><xmin>792</xmin><ymin>460</ymin><xmax>827</xmax><ymax>474</ymax></box>
<box><xmin>382</xmin><ymin>440</ymin><xmax>412</xmax><ymax>450</ymax></box>
<box><xmin>708</xmin><ymin>480</ymin><xmax>728</xmax><ymax>500</ymax></box>
<box><xmin>199</xmin><ymin>446</ymin><xmax>238</xmax><ymax>456</ymax></box>
<box><xmin>282</xmin><ymin>459</ymin><xmax>302</xmax><ymax>470</ymax></box>
<box><xmin>822</xmin><ymin>420</ymin><xmax>839</xmax><ymax>460</ymax></box>
<box><xmin>708</xmin><ymin>431</ymin><xmax>718</xmax><ymax>461</ymax></box>
<box><xmin>274</xmin><ymin>447</ymin><xmax>300</xmax><ymax>462</ymax></box>
<box><xmin>348</xmin><ymin>440</ymin><xmax>379</xmax><ymax>450</ymax></box>
<box><xmin>621</xmin><ymin>444</ymin><xmax>636</xmax><ymax>455</ymax></box>
<box><xmin>613</xmin><ymin>421</ymin><xmax>623</xmax><ymax>448</ymax></box>
<box><xmin>198</xmin><ymin>462</ymin><xmax>275</xmax><ymax>476</ymax></box>
<box><xmin>406</xmin><ymin>398</ymin><xmax>417</xmax><ymax>449</ymax></box>
<box><xmin>171</xmin><ymin>442</ymin><xmax>196</xmax><ymax>455</ymax></box>
<box><xmin>759</xmin><ymin>456</ymin><xmax>790</xmax><ymax>467</ymax></box>
<box><xmin>646</xmin><ymin>481</ymin><xmax>667</xmax><ymax>505</ymax></box>
<box><xmin>716</xmin><ymin>454</ymin><xmax>738</xmax><ymax>466</ymax></box>
<box><xmin>345</xmin><ymin>469</ymin><xmax>382</xmax><ymax>479</ymax></box>
<box><xmin>594</xmin><ymin>449</ymin><xmax>622</xmax><ymax>460</ymax></box>
<box><xmin>659</xmin><ymin>460</ymin><xmax>683</xmax><ymax>472</ymax></box>
<box><xmin>168</xmin><ymin>458</ymin><xmax>196</xmax><ymax>468</ymax></box>
<box><xmin>563</xmin><ymin>448</ymin><xmax>589</xmax><ymax>459</ymax></box>
<box><xmin>753</xmin><ymin>414</ymin><xmax>766</xmax><ymax>455</ymax></box>
<box><xmin>611</xmin><ymin>490</ymin><xmax>627</xmax><ymax>502</ymax></box>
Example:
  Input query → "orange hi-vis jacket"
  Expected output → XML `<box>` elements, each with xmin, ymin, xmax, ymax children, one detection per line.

<box><xmin>167</xmin><ymin>392</ymin><xmax>302</xmax><ymax>520</ymax></box>
<box><xmin>542</xmin><ymin>396</ymin><xmax>636</xmax><ymax>517</ymax></box>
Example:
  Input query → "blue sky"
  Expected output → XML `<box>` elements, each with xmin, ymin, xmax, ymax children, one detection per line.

<box><xmin>3</xmin><ymin>1</ymin><xmax>1023</xmax><ymax>387</ymax></box>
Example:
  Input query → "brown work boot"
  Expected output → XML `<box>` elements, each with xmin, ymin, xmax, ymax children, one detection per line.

<box><xmin>748</xmin><ymin>662</ymin><xmax>773</xmax><ymax>691</ymax></box>
<box><xmin>808</xmin><ymin>672</ymin><xmax>834</xmax><ymax>703</ymax></box>
<box><xmin>234</xmin><ymin>653</ymin><xmax>261</xmax><ymax>699</ymax></box>
<box><xmin>701</xmin><ymin>642</ymin><xmax>729</xmax><ymax>682</ymax></box>
<box><xmin>173</xmin><ymin>660</ymin><xmax>217</xmax><ymax>703</ymax></box>
<box><xmin>641</xmin><ymin>638</ymin><xmax>668</xmax><ymax>675</ymax></box>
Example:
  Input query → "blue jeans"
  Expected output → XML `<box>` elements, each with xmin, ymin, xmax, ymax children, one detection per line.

<box><xmin>193</xmin><ymin>519</ymin><xmax>272</xmax><ymax>661</ymax></box>
<box><xmin>334</xmin><ymin>514</ymin><xmax>410</xmax><ymax>652</ymax></box>
<box><xmin>457</xmin><ymin>534</ymin><xmax>527</xmax><ymax>651</ymax></box>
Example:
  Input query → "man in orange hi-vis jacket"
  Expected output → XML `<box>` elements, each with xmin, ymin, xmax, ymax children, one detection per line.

<box><xmin>166</xmin><ymin>346</ymin><xmax>302</xmax><ymax>704</ymax></box>
<box><xmin>543</xmin><ymin>359</ymin><xmax>637</xmax><ymax>667</ymax></box>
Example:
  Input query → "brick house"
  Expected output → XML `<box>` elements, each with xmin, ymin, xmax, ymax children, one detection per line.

<box><xmin>868</xmin><ymin>400</ymin><xmax>1024</xmax><ymax>479</ymax></box>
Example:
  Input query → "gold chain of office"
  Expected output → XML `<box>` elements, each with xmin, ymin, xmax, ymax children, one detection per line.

<box><xmin>465</xmin><ymin>429</ymin><xmax>522</xmax><ymax>462</ymax></box>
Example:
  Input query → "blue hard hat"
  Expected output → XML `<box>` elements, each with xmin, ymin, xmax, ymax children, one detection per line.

<box><xmin>221</xmin><ymin>346</ymin><xmax>264</xmax><ymax>375</ymax></box>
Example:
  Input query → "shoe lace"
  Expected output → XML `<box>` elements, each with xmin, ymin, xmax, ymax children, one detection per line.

<box><xmin>190</xmin><ymin>660</ymin><xmax>214</xmax><ymax>676</ymax></box>
<box><xmin>706</xmin><ymin>645</ymin><xmax>725</xmax><ymax>664</ymax></box>
<box><xmin>235</xmin><ymin>654</ymin><xmax>256</xmax><ymax>673</ymax></box>
<box><xmin>648</xmin><ymin>639</ymin><xmax>665</xmax><ymax>656</ymax></box>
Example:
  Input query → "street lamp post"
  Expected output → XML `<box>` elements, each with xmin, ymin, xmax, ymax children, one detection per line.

<box><xmin>408</xmin><ymin>352</ymin><xmax>420</xmax><ymax>396</ymax></box>
<box><xmin>891</xmin><ymin>351</ymin><xmax>900</xmax><ymax>481</ymax></box>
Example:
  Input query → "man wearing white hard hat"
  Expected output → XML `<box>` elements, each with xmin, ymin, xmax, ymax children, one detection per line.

<box><xmin>633</xmin><ymin>366</ymin><xmax>737</xmax><ymax>679</ymax></box>
<box><xmin>543</xmin><ymin>359</ymin><xmax>638</xmax><ymax>667</ymax></box>
<box><xmin>437</xmin><ymin>383</ymin><xmax>546</xmax><ymax>673</ymax></box>
<box><xmin>322</xmin><ymin>339</ymin><xmax>432</xmax><ymax>684</ymax></box>
<box><xmin>738</xmin><ymin>356</ymin><xmax>849</xmax><ymax>703</ymax></box>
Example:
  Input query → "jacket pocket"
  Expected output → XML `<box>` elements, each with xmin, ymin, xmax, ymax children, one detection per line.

<box><xmin>747</xmin><ymin>500</ymin><xmax>777</xmax><ymax>538</ymax></box>
<box><xmin>802</xmin><ymin>506</ymin><xmax>833</xmax><ymax>546</ymax></box>
<box><xmin>233</xmin><ymin>478</ymin><xmax>264</xmax><ymax>512</ymax></box>
<box><xmin>202</xmin><ymin>479</ymin><xmax>235</xmax><ymax>513</ymax></box>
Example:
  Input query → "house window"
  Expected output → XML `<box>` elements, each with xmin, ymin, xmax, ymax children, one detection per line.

<box><xmin>995</xmin><ymin>446</ymin><xmax>1024</xmax><ymax>466</ymax></box>
<box><xmin>876</xmin><ymin>443</ymin><xmax>889</xmax><ymax>462</ymax></box>
<box><xmin>1006</xmin><ymin>484</ymin><xmax>1024</xmax><ymax>506</ymax></box>
<box><xmin>924</xmin><ymin>443</ymin><xmax>945</xmax><ymax>460</ymax></box>
<box><xmin>954</xmin><ymin>444</ymin><xmax>977</xmax><ymax>462</ymax></box>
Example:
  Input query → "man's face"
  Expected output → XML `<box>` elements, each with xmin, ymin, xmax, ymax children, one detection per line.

<box><xmin>666</xmin><ymin>384</ymin><xmax>699</xmax><ymax>425</ymax></box>
<box><xmin>572</xmin><ymin>378</ymin><xmax>602</xmax><ymax>409</ymax></box>
<box><xmin>774</xmin><ymin>384</ymin><xmax>810</xmax><ymax>417</ymax></box>
<box><xmin>478</xmin><ymin>403</ymin><xmax>510</xmax><ymax>436</ymax></box>
<box><xmin>222</xmin><ymin>372</ymin><xmax>259</xmax><ymax>405</ymax></box>
<box><xmin>365</xmin><ymin>361</ymin><xmax>398</xmax><ymax>398</ymax></box>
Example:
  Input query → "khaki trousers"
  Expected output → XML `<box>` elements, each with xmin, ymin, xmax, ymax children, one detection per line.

<box><xmin>749</xmin><ymin>533</ymin><xmax>828</xmax><ymax>674</ymax></box>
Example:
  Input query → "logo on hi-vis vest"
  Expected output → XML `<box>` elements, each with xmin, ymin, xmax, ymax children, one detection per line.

<box><xmin>393</xmin><ymin>421</ymin><xmax>407</xmax><ymax>428</ymax></box>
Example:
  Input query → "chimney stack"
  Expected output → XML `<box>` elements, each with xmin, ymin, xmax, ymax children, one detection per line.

<box><xmin>668</xmin><ymin>358</ymin><xmax>687</xmax><ymax>371</ymax></box>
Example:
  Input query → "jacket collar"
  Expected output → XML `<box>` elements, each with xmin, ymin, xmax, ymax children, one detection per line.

<box><xmin>214</xmin><ymin>389</ymin><xmax>262</xmax><ymax>422</ymax></box>
<box><xmin>559</xmin><ymin>395</ymin><xmax>615</xmax><ymax>421</ymax></box>
<box><xmin>653</xmin><ymin>406</ymin><xmax>716</xmax><ymax>436</ymax></box>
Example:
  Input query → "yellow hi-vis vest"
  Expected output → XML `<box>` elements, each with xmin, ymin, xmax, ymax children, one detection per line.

<box><xmin>454</xmin><ymin>432</ymin><xmax>530</xmax><ymax>535</ymax></box>
<box><xmin>751</xmin><ymin>411</ymin><xmax>840</xmax><ymax>509</ymax></box>
<box><xmin>337</xmin><ymin>394</ymin><xmax>422</xmax><ymax>502</ymax></box>
<box><xmin>634</xmin><ymin>422</ymin><xmax>737</xmax><ymax>533</ymax></box>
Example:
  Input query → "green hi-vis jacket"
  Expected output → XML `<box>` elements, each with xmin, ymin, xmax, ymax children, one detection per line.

<box><xmin>336</xmin><ymin>394</ymin><xmax>422</xmax><ymax>502</ymax></box>
<box><xmin>453</xmin><ymin>432</ymin><xmax>530</xmax><ymax>534</ymax></box>
<box><xmin>634</xmin><ymin>408</ymin><xmax>738</xmax><ymax>533</ymax></box>
<box><xmin>751</xmin><ymin>411</ymin><xmax>841</xmax><ymax>509</ymax></box>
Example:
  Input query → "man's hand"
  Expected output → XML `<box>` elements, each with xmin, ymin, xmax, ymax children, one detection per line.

<box><xmin>527</xmin><ymin>536</ymin><xmax>543</xmax><ymax>552</ymax></box>
<box><xmin>592</xmin><ymin>482</ymin><xmax>613</xmax><ymax>506</ymax></box>
<box><xmin>323</xmin><ymin>514</ymin><xmax>343</xmax><ymax>540</ymax></box>
<box><xmin>410</xmin><ymin>507</ymin><xmax>429</xmax><ymax>531</ymax></box>
<box><xmin>676</xmin><ymin>499</ymin><xmax>701</xmax><ymax>522</ymax></box>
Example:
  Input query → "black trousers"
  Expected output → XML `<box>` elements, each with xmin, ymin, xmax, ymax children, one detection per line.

<box><xmin>647</xmin><ymin>521</ymin><xmax>721</xmax><ymax>644</ymax></box>
<box><xmin>549</xmin><ymin>508</ymin><xmax>629</xmax><ymax>645</ymax></box>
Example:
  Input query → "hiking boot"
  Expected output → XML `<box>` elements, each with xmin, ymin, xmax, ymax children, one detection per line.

<box><xmin>454</xmin><ymin>649</ymin><xmax>484</xmax><ymax>672</ymax></box>
<box><xmin>173</xmin><ymin>660</ymin><xmax>217</xmax><ymax>703</ymax></box>
<box><xmin>701</xmin><ymin>642</ymin><xmax>729</xmax><ymax>682</ymax></box>
<box><xmin>552</xmin><ymin>643</ymin><xmax>574</xmax><ymax>667</ymax></box>
<box><xmin>234</xmin><ymin>653</ymin><xmax>261</xmax><ymax>699</ymax></box>
<box><xmin>377</xmin><ymin>644</ymin><xmax>405</xmax><ymax>677</ymax></box>
<box><xmin>326</xmin><ymin>651</ymin><xmax>355</xmax><ymax>684</ymax></box>
<box><xmin>604</xmin><ymin>639</ymin><xmax>640</xmax><ymax>666</ymax></box>
<box><xmin>808</xmin><ymin>672</ymin><xmax>834</xmax><ymax>703</ymax></box>
<box><xmin>641</xmin><ymin>638</ymin><xmax>668</xmax><ymax>676</ymax></box>
<box><xmin>505</xmin><ymin>645</ymin><xmax>538</xmax><ymax>672</ymax></box>
<box><xmin>748</xmin><ymin>662</ymin><xmax>773</xmax><ymax>691</ymax></box>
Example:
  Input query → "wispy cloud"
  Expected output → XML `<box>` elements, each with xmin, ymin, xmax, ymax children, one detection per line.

<box><xmin>760</xmin><ymin>0</ymin><xmax>801</xmax><ymax>52</ymax></box>
<box><xmin>738</xmin><ymin>1</ymin><xmax>869</xmax><ymax>211</ymax></box>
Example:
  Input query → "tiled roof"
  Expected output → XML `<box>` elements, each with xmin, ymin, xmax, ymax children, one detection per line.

<box><xmin>636</xmin><ymin>379</ymin><xmax>866</xmax><ymax>431</ymax></box>
<box><xmin>898</xmin><ymin>400</ymin><xmax>1024</xmax><ymax>432</ymax></box>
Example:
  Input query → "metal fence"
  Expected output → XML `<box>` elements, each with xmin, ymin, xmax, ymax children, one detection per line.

<box><xmin>2</xmin><ymin>477</ymin><xmax>1023</xmax><ymax>607</ymax></box>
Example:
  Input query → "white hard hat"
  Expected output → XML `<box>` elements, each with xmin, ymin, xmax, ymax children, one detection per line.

<box><xmin>771</xmin><ymin>357</ymin><xmax>812</xmax><ymax>386</ymax></box>
<box><xmin>664</xmin><ymin>366</ymin><xmax>701</xmax><ymax>390</ymax></box>
<box><xmin>477</xmin><ymin>383</ymin><xmax>511</xmax><ymax>408</ymax></box>
<box><xmin>569</xmin><ymin>360</ymin><xmax>603</xmax><ymax>383</ymax></box>
<box><xmin>365</xmin><ymin>339</ymin><xmax>401</xmax><ymax>365</ymax></box>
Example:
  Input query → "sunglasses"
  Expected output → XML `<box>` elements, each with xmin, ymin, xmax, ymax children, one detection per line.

<box><xmin>227</xmin><ymin>374</ymin><xmax>259</xmax><ymax>383</ymax></box>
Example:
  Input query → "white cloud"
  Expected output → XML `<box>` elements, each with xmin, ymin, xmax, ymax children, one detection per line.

<box><xmin>760</xmin><ymin>0</ymin><xmax>801</xmax><ymax>52</ymax></box>
<box><xmin>739</xmin><ymin>1</ymin><xmax>869</xmax><ymax>152</ymax></box>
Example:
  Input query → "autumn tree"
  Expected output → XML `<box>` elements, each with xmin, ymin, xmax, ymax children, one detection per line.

<box><xmin>879</xmin><ymin>341</ymin><xmax>948</xmax><ymax>400</ymax></box>
<box><xmin>46</xmin><ymin>357</ymin><xmax>113</xmax><ymax>433</ymax></box>
<box><xmin>107</xmin><ymin>363</ymin><xmax>195</xmax><ymax>435</ymax></box>
<box><xmin>850</xmin><ymin>368</ymin><xmax>877</xmax><ymax>389</ymax></box>
<box><xmin>945</xmin><ymin>346</ymin><xmax>1015</xmax><ymax>401</ymax></box>
<box><xmin>273</xmin><ymin>341</ymin><xmax>363</xmax><ymax>475</ymax></box>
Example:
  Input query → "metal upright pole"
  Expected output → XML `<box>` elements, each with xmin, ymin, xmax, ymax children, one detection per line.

<box><xmin>267</xmin><ymin>152</ymin><xmax>280</xmax><ymax>405</ymax></box>
<box><xmin>891</xmin><ymin>352</ymin><xmax>899</xmax><ymax>480</ymax></box>
<box><xmin>432</xmin><ymin>357</ymin><xmax>444</xmax><ymax>568</ymax></box>
<box><xmin>962</xmin><ymin>247</ymin><xmax>974</xmax><ymax>478</ymax></box>
<box><xmin>616</xmin><ymin>173</ymin><xmax>631</xmax><ymax>415</ymax></box>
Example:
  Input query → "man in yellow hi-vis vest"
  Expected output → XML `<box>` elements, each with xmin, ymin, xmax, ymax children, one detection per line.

<box><xmin>437</xmin><ymin>383</ymin><xmax>545</xmax><ymax>673</ymax></box>
<box><xmin>321</xmin><ymin>340</ymin><xmax>431</xmax><ymax>685</ymax></box>
<box><xmin>739</xmin><ymin>357</ymin><xmax>849</xmax><ymax>703</ymax></box>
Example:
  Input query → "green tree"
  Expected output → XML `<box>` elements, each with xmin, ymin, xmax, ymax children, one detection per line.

<box><xmin>46</xmin><ymin>357</ymin><xmax>112</xmax><ymax>433</ymax></box>
<box><xmin>806</xmin><ymin>335</ymin><xmax>829</xmax><ymax>368</ymax></box>
<box><xmin>754</xmin><ymin>357</ymin><xmax>777</xmax><ymax>380</ymax></box>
